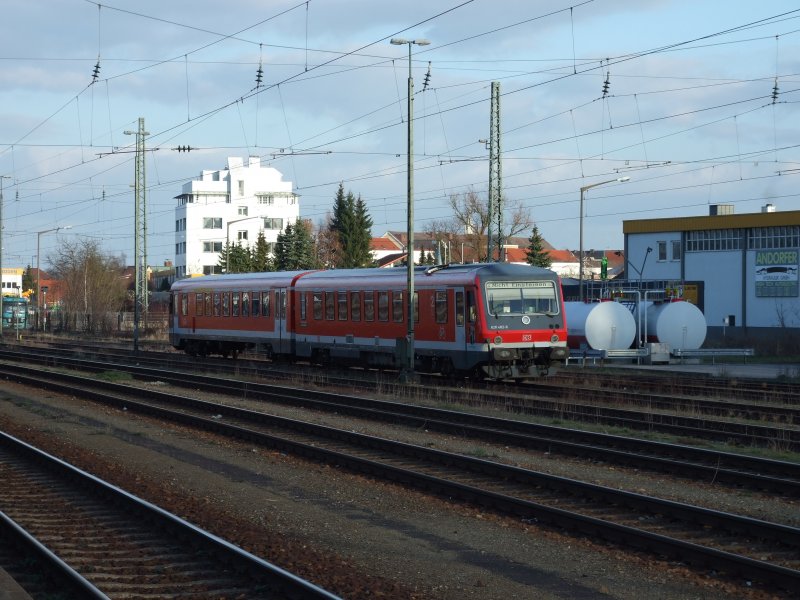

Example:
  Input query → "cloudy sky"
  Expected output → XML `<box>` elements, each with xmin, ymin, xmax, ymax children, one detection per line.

<box><xmin>1</xmin><ymin>0</ymin><xmax>799</xmax><ymax>269</ymax></box>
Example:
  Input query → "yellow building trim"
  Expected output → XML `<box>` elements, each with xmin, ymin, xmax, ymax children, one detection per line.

<box><xmin>623</xmin><ymin>210</ymin><xmax>800</xmax><ymax>234</ymax></box>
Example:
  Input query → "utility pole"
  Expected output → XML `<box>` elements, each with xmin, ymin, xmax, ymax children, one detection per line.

<box><xmin>124</xmin><ymin>118</ymin><xmax>149</xmax><ymax>352</ymax></box>
<box><xmin>487</xmin><ymin>82</ymin><xmax>502</xmax><ymax>262</ymax></box>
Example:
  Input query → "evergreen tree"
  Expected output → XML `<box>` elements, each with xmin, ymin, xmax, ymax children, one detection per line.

<box><xmin>276</xmin><ymin>218</ymin><xmax>317</xmax><ymax>271</ymax></box>
<box><xmin>227</xmin><ymin>242</ymin><xmax>251</xmax><ymax>273</ymax></box>
<box><xmin>328</xmin><ymin>184</ymin><xmax>373</xmax><ymax>268</ymax></box>
<box><xmin>525</xmin><ymin>224</ymin><xmax>552</xmax><ymax>268</ymax></box>
<box><xmin>251</xmin><ymin>231</ymin><xmax>273</xmax><ymax>272</ymax></box>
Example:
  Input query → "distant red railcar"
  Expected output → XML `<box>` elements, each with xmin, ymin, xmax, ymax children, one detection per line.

<box><xmin>169</xmin><ymin>263</ymin><xmax>569</xmax><ymax>379</ymax></box>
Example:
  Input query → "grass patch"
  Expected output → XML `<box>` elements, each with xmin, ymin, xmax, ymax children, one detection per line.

<box><xmin>93</xmin><ymin>370</ymin><xmax>134</xmax><ymax>383</ymax></box>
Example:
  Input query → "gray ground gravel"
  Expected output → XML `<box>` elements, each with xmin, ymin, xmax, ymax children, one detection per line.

<box><xmin>0</xmin><ymin>374</ymin><xmax>792</xmax><ymax>599</ymax></box>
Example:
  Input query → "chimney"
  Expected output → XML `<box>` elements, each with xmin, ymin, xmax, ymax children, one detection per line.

<box><xmin>762</xmin><ymin>203</ymin><xmax>776</xmax><ymax>213</ymax></box>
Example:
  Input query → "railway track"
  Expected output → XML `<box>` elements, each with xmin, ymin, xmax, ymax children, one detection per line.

<box><xmin>2</xmin><ymin>346</ymin><xmax>800</xmax><ymax>495</ymax></box>
<box><xmin>2</xmin><ymin>363</ymin><xmax>800</xmax><ymax>593</ymax></box>
<box><xmin>3</xmin><ymin>345</ymin><xmax>799</xmax><ymax>452</ymax></box>
<box><xmin>0</xmin><ymin>430</ymin><xmax>339</xmax><ymax>599</ymax></box>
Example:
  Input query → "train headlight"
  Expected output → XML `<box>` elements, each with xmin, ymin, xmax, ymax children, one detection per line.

<box><xmin>550</xmin><ymin>334</ymin><xmax>559</xmax><ymax>343</ymax></box>
<box><xmin>494</xmin><ymin>335</ymin><xmax>503</xmax><ymax>345</ymax></box>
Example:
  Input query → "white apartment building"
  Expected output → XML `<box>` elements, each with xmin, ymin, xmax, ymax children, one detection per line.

<box><xmin>174</xmin><ymin>156</ymin><xmax>299</xmax><ymax>278</ymax></box>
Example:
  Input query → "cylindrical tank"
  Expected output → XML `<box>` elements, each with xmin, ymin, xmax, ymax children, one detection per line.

<box><xmin>634</xmin><ymin>300</ymin><xmax>706</xmax><ymax>350</ymax></box>
<box><xmin>564</xmin><ymin>301</ymin><xmax>637</xmax><ymax>350</ymax></box>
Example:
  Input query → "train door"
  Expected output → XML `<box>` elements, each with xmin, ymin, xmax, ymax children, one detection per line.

<box><xmin>275</xmin><ymin>288</ymin><xmax>290</xmax><ymax>354</ymax></box>
<box><xmin>465</xmin><ymin>288</ymin><xmax>477</xmax><ymax>347</ymax></box>
<box><xmin>455</xmin><ymin>289</ymin><xmax>466</xmax><ymax>352</ymax></box>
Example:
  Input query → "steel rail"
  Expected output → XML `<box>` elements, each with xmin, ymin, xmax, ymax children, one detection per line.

<box><xmin>0</xmin><ymin>430</ymin><xmax>340</xmax><ymax>600</ymax></box>
<box><xmin>3</xmin><ymin>367</ymin><xmax>800</xmax><ymax>593</ymax></box>
<box><xmin>1</xmin><ymin>353</ymin><xmax>799</xmax><ymax>496</ymax></box>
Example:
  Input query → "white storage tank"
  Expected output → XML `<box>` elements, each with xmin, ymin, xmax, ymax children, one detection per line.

<box><xmin>564</xmin><ymin>301</ymin><xmax>637</xmax><ymax>350</ymax></box>
<box><xmin>634</xmin><ymin>300</ymin><xmax>707</xmax><ymax>350</ymax></box>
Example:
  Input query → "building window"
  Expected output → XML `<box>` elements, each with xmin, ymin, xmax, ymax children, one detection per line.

<box><xmin>203</xmin><ymin>265</ymin><xmax>222</xmax><ymax>275</ymax></box>
<box><xmin>748</xmin><ymin>225</ymin><xmax>800</xmax><ymax>249</ymax></box>
<box><xmin>657</xmin><ymin>241</ymin><xmax>667</xmax><ymax>261</ymax></box>
<box><xmin>671</xmin><ymin>240</ymin><xmax>681</xmax><ymax>261</ymax></box>
<box><xmin>263</xmin><ymin>218</ymin><xmax>283</xmax><ymax>230</ymax></box>
<box><xmin>257</xmin><ymin>194</ymin><xmax>274</xmax><ymax>205</ymax></box>
<box><xmin>203</xmin><ymin>217</ymin><xmax>223</xmax><ymax>229</ymax></box>
<box><xmin>238</xmin><ymin>206</ymin><xmax>248</xmax><ymax>216</ymax></box>
<box><xmin>203</xmin><ymin>241</ymin><xmax>223</xmax><ymax>252</ymax></box>
<box><xmin>237</xmin><ymin>230</ymin><xmax>248</xmax><ymax>241</ymax></box>
<box><xmin>238</xmin><ymin>180</ymin><xmax>245</xmax><ymax>196</ymax></box>
<box><xmin>685</xmin><ymin>229</ymin><xmax>742</xmax><ymax>252</ymax></box>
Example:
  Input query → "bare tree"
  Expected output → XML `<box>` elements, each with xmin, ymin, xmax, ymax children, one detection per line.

<box><xmin>436</xmin><ymin>187</ymin><xmax>533</xmax><ymax>262</ymax></box>
<box><xmin>49</xmin><ymin>239</ymin><xmax>127</xmax><ymax>334</ymax></box>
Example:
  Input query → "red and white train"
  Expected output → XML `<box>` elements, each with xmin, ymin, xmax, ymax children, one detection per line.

<box><xmin>169</xmin><ymin>262</ymin><xmax>569</xmax><ymax>379</ymax></box>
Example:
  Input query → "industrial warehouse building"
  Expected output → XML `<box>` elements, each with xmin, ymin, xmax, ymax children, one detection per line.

<box><xmin>173</xmin><ymin>157</ymin><xmax>299</xmax><ymax>279</ymax></box>
<box><xmin>622</xmin><ymin>204</ymin><xmax>800</xmax><ymax>348</ymax></box>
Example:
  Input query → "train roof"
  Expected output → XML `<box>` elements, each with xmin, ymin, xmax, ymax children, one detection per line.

<box><xmin>169</xmin><ymin>263</ymin><xmax>559</xmax><ymax>292</ymax></box>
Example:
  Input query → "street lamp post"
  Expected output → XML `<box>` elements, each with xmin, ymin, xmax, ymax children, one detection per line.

<box><xmin>578</xmin><ymin>177</ymin><xmax>630</xmax><ymax>301</ymax></box>
<box><xmin>37</xmin><ymin>226</ymin><xmax>71</xmax><ymax>330</ymax></box>
<box><xmin>391</xmin><ymin>36</ymin><xmax>430</xmax><ymax>380</ymax></box>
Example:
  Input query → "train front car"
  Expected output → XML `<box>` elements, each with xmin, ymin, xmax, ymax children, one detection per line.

<box><xmin>474</xmin><ymin>263</ymin><xmax>569</xmax><ymax>379</ymax></box>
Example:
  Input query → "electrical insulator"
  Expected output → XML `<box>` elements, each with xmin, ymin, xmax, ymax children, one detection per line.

<box><xmin>602</xmin><ymin>71</ymin><xmax>610</xmax><ymax>97</ymax></box>
<box><xmin>256</xmin><ymin>64</ymin><xmax>263</xmax><ymax>87</ymax></box>
<box><xmin>423</xmin><ymin>61</ymin><xmax>431</xmax><ymax>90</ymax></box>
<box><xmin>772</xmin><ymin>78</ymin><xmax>779</xmax><ymax>104</ymax></box>
<box><xmin>92</xmin><ymin>59</ymin><xmax>101</xmax><ymax>82</ymax></box>
<box><xmin>176</xmin><ymin>145</ymin><xmax>193</xmax><ymax>153</ymax></box>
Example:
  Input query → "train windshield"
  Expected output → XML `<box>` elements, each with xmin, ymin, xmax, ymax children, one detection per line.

<box><xmin>484</xmin><ymin>281</ymin><xmax>558</xmax><ymax>317</ymax></box>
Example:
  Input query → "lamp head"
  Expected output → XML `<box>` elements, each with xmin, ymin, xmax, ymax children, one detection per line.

<box><xmin>617</xmin><ymin>176</ymin><xmax>631</xmax><ymax>183</ymax></box>
<box><xmin>391</xmin><ymin>38</ymin><xmax>408</xmax><ymax>45</ymax></box>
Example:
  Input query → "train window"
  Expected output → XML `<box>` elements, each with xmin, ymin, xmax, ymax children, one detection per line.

<box><xmin>392</xmin><ymin>291</ymin><xmax>403</xmax><ymax>323</ymax></box>
<box><xmin>222</xmin><ymin>292</ymin><xmax>230</xmax><ymax>317</ymax></box>
<box><xmin>364</xmin><ymin>291</ymin><xmax>374</xmax><ymax>321</ymax></box>
<box><xmin>181</xmin><ymin>294</ymin><xmax>188</xmax><ymax>316</ymax></box>
<box><xmin>350</xmin><ymin>291</ymin><xmax>361</xmax><ymax>322</ymax></box>
<box><xmin>214</xmin><ymin>292</ymin><xmax>221</xmax><ymax>316</ymax></box>
<box><xmin>455</xmin><ymin>291</ymin><xmax>465</xmax><ymax>326</ymax></box>
<box><xmin>435</xmin><ymin>290</ymin><xmax>448</xmax><ymax>324</ymax></box>
<box><xmin>252</xmin><ymin>292</ymin><xmax>260</xmax><ymax>317</ymax></box>
<box><xmin>484</xmin><ymin>281</ymin><xmax>558</xmax><ymax>316</ymax></box>
<box><xmin>280</xmin><ymin>290</ymin><xmax>287</xmax><ymax>319</ymax></box>
<box><xmin>467</xmin><ymin>291</ymin><xmax>476</xmax><ymax>323</ymax></box>
<box><xmin>195</xmin><ymin>293</ymin><xmax>204</xmax><ymax>316</ymax></box>
<box><xmin>338</xmin><ymin>291</ymin><xmax>348</xmax><ymax>320</ymax></box>
<box><xmin>300</xmin><ymin>291</ymin><xmax>307</xmax><ymax>321</ymax></box>
<box><xmin>313</xmin><ymin>292</ymin><xmax>323</xmax><ymax>320</ymax></box>
<box><xmin>325</xmin><ymin>291</ymin><xmax>335</xmax><ymax>320</ymax></box>
<box><xmin>262</xmin><ymin>291</ymin><xmax>271</xmax><ymax>317</ymax></box>
<box><xmin>232</xmin><ymin>292</ymin><xmax>240</xmax><ymax>317</ymax></box>
<box><xmin>205</xmin><ymin>293</ymin><xmax>212</xmax><ymax>317</ymax></box>
<box><xmin>242</xmin><ymin>292</ymin><xmax>250</xmax><ymax>317</ymax></box>
<box><xmin>378</xmin><ymin>291</ymin><xmax>389</xmax><ymax>322</ymax></box>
